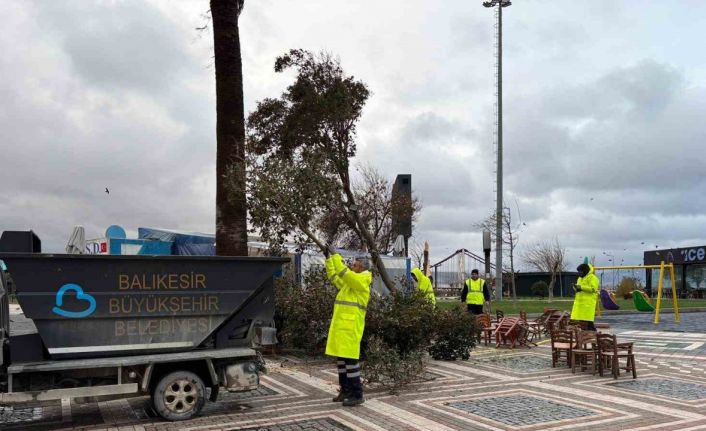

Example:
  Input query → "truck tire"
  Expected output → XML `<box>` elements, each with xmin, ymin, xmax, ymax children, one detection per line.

<box><xmin>152</xmin><ymin>370</ymin><xmax>206</xmax><ymax>421</ymax></box>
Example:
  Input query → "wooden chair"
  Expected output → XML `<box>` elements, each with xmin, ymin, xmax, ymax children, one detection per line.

<box><xmin>550</xmin><ymin>329</ymin><xmax>576</xmax><ymax>367</ymax></box>
<box><xmin>475</xmin><ymin>313</ymin><xmax>495</xmax><ymax>346</ymax></box>
<box><xmin>571</xmin><ymin>331</ymin><xmax>598</xmax><ymax>375</ymax></box>
<box><xmin>495</xmin><ymin>309</ymin><xmax>505</xmax><ymax>324</ymax></box>
<box><xmin>494</xmin><ymin>317</ymin><xmax>521</xmax><ymax>348</ymax></box>
<box><xmin>526</xmin><ymin>309</ymin><xmax>553</xmax><ymax>342</ymax></box>
<box><xmin>515</xmin><ymin>320</ymin><xmax>536</xmax><ymax>348</ymax></box>
<box><xmin>545</xmin><ymin>311</ymin><xmax>569</xmax><ymax>334</ymax></box>
<box><xmin>597</xmin><ymin>333</ymin><xmax>637</xmax><ymax>379</ymax></box>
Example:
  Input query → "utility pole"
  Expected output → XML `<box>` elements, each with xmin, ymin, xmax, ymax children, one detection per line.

<box><xmin>483</xmin><ymin>0</ymin><xmax>511</xmax><ymax>302</ymax></box>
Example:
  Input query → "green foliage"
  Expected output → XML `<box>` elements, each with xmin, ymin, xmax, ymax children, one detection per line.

<box><xmin>361</xmin><ymin>336</ymin><xmax>427</xmax><ymax>394</ymax></box>
<box><xmin>246</xmin><ymin>49</ymin><xmax>370</xmax><ymax>251</ymax></box>
<box><xmin>361</xmin><ymin>290</ymin><xmax>436</xmax><ymax>392</ymax></box>
<box><xmin>531</xmin><ymin>281</ymin><xmax>549</xmax><ymax>298</ymax></box>
<box><xmin>364</xmin><ymin>290</ymin><xmax>436</xmax><ymax>357</ymax></box>
<box><xmin>276</xmin><ymin>274</ymin><xmax>478</xmax><ymax>392</ymax></box>
<box><xmin>428</xmin><ymin>306</ymin><xmax>477</xmax><ymax>360</ymax></box>
<box><xmin>274</xmin><ymin>267</ymin><xmax>335</xmax><ymax>356</ymax></box>
<box><xmin>616</xmin><ymin>277</ymin><xmax>640</xmax><ymax>299</ymax></box>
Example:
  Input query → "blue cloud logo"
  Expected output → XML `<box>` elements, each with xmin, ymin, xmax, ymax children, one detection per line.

<box><xmin>52</xmin><ymin>283</ymin><xmax>96</xmax><ymax>318</ymax></box>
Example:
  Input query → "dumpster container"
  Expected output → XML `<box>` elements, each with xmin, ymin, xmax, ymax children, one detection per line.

<box><xmin>0</xmin><ymin>253</ymin><xmax>287</xmax><ymax>359</ymax></box>
<box><xmin>1</xmin><ymin>251</ymin><xmax>288</xmax><ymax>421</ymax></box>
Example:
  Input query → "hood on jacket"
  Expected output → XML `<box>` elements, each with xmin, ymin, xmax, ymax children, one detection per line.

<box><xmin>411</xmin><ymin>267</ymin><xmax>428</xmax><ymax>284</ymax></box>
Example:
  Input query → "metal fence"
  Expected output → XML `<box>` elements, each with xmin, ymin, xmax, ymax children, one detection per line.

<box><xmin>430</xmin><ymin>249</ymin><xmax>495</xmax><ymax>297</ymax></box>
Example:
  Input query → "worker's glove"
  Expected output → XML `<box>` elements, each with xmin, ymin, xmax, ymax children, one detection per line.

<box><xmin>574</xmin><ymin>285</ymin><xmax>582</xmax><ymax>292</ymax></box>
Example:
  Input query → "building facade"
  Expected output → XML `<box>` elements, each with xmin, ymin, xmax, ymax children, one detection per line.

<box><xmin>644</xmin><ymin>245</ymin><xmax>706</xmax><ymax>298</ymax></box>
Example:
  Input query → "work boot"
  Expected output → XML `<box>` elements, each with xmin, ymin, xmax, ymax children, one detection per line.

<box><xmin>342</xmin><ymin>395</ymin><xmax>364</xmax><ymax>407</ymax></box>
<box><xmin>332</xmin><ymin>389</ymin><xmax>348</xmax><ymax>402</ymax></box>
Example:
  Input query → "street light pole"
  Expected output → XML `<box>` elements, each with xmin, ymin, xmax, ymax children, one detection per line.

<box><xmin>483</xmin><ymin>0</ymin><xmax>511</xmax><ymax>302</ymax></box>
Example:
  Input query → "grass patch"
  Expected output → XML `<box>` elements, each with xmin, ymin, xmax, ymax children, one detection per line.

<box><xmin>436</xmin><ymin>297</ymin><xmax>706</xmax><ymax>315</ymax></box>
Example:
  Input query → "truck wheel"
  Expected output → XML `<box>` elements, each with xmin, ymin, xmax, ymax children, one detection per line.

<box><xmin>152</xmin><ymin>371</ymin><xmax>206</xmax><ymax>421</ymax></box>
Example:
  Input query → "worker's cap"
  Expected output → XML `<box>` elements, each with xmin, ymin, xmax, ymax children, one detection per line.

<box><xmin>471</xmin><ymin>269</ymin><xmax>480</xmax><ymax>275</ymax></box>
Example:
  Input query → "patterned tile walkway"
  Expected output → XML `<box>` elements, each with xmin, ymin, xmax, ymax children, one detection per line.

<box><xmin>5</xmin><ymin>312</ymin><xmax>706</xmax><ymax>430</ymax></box>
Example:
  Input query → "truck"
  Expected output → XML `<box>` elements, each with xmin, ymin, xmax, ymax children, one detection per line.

<box><xmin>0</xmin><ymin>233</ymin><xmax>287</xmax><ymax>421</ymax></box>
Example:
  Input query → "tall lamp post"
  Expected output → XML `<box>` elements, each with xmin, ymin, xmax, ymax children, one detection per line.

<box><xmin>483</xmin><ymin>0</ymin><xmax>511</xmax><ymax>301</ymax></box>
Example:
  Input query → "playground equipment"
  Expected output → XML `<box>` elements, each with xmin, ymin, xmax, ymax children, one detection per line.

<box><xmin>593</xmin><ymin>262</ymin><xmax>679</xmax><ymax>324</ymax></box>
<box><xmin>633</xmin><ymin>290</ymin><xmax>654</xmax><ymax>312</ymax></box>
<box><xmin>600</xmin><ymin>289</ymin><xmax>620</xmax><ymax>310</ymax></box>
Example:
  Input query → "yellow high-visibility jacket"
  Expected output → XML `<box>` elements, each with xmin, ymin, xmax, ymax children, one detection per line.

<box><xmin>465</xmin><ymin>278</ymin><xmax>485</xmax><ymax>305</ymax></box>
<box><xmin>571</xmin><ymin>264</ymin><xmax>600</xmax><ymax>322</ymax></box>
<box><xmin>411</xmin><ymin>267</ymin><xmax>436</xmax><ymax>305</ymax></box>
<box><xmin>324</xmin><ymin>253</ymin><xmax>371</xmax><ymax>359</ymax></box>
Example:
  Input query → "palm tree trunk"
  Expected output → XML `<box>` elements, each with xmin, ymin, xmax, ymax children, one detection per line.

<box><xmin>212</xmin><ymin>0</ymin><xmax>248</xmax><ymax>256</ymax></box>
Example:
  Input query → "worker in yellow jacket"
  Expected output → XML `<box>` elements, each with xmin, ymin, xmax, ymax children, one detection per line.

<box><xmin>411</xmin><ymin>267</ymin><xmax>436</xmax><ymax>305</ymax></box>
<box><xmin>571</xmin><ymin>263</ymin><xmax>599</xmax><ymax>330</ymax></box>
<box><xmin>462</xmin><ymin>269</ymin><xmax>490</xmax><ymax>315</ymax></box>
<box><xmin>324</xmin><ymin>247</ymin><xmax>371</xmax><ymax>407</ymax></box>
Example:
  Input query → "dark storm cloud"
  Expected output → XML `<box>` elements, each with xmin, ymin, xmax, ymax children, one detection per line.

<box><xmin>0</xmin><ymin>0</ymin><xmax>217</xmax><ymax>251</ymax></box>
<box><xmin>2</xmin><ymin>0</ymin><xmax>705</xmax><ymax>267</ymax></box>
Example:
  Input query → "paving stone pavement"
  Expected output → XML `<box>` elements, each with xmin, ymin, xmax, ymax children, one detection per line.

<box><xmin>5</xmin><ymin>312</ymin><xmax>706</xmax><ymax>430</ymax></box>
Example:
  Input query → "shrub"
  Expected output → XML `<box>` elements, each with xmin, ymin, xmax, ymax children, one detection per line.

<box><xmin>362</xmin><ymin>289</ymin><xmax>437</xmax><ymax>392</ymax></box>
<box><xmin>275</xmin><ymin>269</ymin><xmax>477</xmax><ymax>392</ymax></box>
<box><xmin>428</xmin><ymin>305</ymin><xmax>477</xmax><ymax>360</ymax></box>
<box><xmin>274</xmin><ymin>267</ymin><xmax>335</xmax><ymax>356</ymax></box>
<box><xmin>531</xmin><ymin>281</ymin><xmax>549</xmax><ymax>298</ymax></box>
<box><xmin>362</xmin><ymin>336</ymin><xmax>426</xmax><ymax>393</ymax></box>
<box><xmin>616</xmin><ymin>277</ymin><xmax>639</xmax><ymax>299</ymax></box>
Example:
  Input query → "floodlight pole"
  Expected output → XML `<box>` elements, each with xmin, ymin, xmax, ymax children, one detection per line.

<box><xmin>483</xmin><ymin>0</ymin><xmax>511</xmax><ymax>302</ymax></box>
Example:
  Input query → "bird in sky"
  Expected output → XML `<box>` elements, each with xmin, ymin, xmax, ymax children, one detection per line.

<box><xmin>105</xmin><ymin>188</ymin><xmax>110</xmax><ymax>195</ymax></box>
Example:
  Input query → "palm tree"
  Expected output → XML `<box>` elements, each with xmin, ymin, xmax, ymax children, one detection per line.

<box><xmin>211</xmin><ymin>0</ymin><xmax>248</xmax><ymax>256</ymax></box>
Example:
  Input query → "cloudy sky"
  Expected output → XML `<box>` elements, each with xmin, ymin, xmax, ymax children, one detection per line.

<box><xmin>2</xmin><ymin>0</ymin><xmax>706</xmax><ymax>269</ymax></box>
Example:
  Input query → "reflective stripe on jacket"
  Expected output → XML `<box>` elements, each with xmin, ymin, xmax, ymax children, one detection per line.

<box><xmin>411</xmin><ymin>267</ymin><xmax>436</xmax><ymax>305</ymax></box>
<box><xmin>571</xmin><ymin>264</ymin><xmax>600</xmax><ymax>321</ymax></box>
<box><xmin>465</xmin><ymin>278</ymin><xmax>485</xmax><ymax>305</ymax></box>
<box><xmin>324</xmin><ymin>253</ymin><xmax>371</xmax><ymax>360</ymax></box>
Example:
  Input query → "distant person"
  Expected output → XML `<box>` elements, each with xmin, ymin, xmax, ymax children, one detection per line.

<box><xmin>411</xmin><ymin>267</ymin><xmax>436</xmax><ymax>306</ymax></box>
<box><xmin>571</xmin><ymin>263</ymin><xmax>599</xmax><ymax>330</ymax></box>
<box><xmin>324</xmin><ymin>246</ymin><xmax>371</xmax><ymax>406</ymax></box>
<box><xmin>462</xmin><ymin>269</ymin><xmax>490</xmax><ymax>315</ymax></box>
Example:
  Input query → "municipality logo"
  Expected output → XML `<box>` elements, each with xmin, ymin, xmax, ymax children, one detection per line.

<box><xmin>52</xmin><ymin>283</ymin><xmax>97</xmax><ymax>318</ymax></box>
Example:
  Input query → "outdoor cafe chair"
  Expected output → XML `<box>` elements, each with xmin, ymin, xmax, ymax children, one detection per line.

<box><xmin>550</xmin><ymin>329</ymin><xmax>576</xmax><ymax>367</ymax></box>
<box><xmin>597</xmin><ymin>333</ymin><xmax>637</xmax><ymax>379</ymax></box>
<box><xmin>475</xmin><ymin>313</ymin><xmax>495</xmax><ymax>346</ymax></box>
<box><xmin>571</xmin><ymin>330</ymin><xmax>598</xmax><ymax>375</ymax></box>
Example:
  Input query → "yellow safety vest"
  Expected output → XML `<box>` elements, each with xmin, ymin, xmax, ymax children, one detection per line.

<box><xmin>411</xmin><ymin>267</ymin><xmax>436</xmax><ymax>305</ymax></box>
<box><xmin>571</xmin><ymin>264</ymin><xmax>600</xmax><ymax>322</ymax></box>
<box><xmin>324</xmin><ymin>254</ymin><xmax>371</xmax><ymax>360</ymax></box>
<box><xmin>465</xmin><ymin>278</ymin><xmax>485</xmax><ymax>305</ymax></box>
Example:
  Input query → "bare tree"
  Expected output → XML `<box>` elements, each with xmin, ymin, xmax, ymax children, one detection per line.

<box><xmin>474</xmin><ymin>207</ymin><xmax>519</xmax><ymax>299</ymax></box>
<box><xmin>327</xmin><ymin>165</ymin><xmax>421</xmax><ymax>253</ymax></box>
<box><xmin>408</xmin><ymin>238</ymin><xmax>425</xmax><ymax>269</ymax></box>
<box><xmin>521</xmin><ymin>238</ymin><xmax>567</xmax><ymax>302</ymax></box>
<box><xmin>212</xmin><ymin>0</ymin><xmax>248</xmax><ymax>256</ymax></box>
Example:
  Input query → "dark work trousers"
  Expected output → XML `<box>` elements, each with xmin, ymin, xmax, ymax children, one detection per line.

<box><xmin>337</xmin><ymin>357</ymin><xmax>363</xmax><ymax>398</ymax></box>
<box><xmin>467</xmin><ymin>304</ymin><xmax>484</xmax><ymax>315</ymax></box>
<box><xmin>583</xmin><ymin>321</ymin><xmax>597</xmax><ymax>331</ymax></box>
